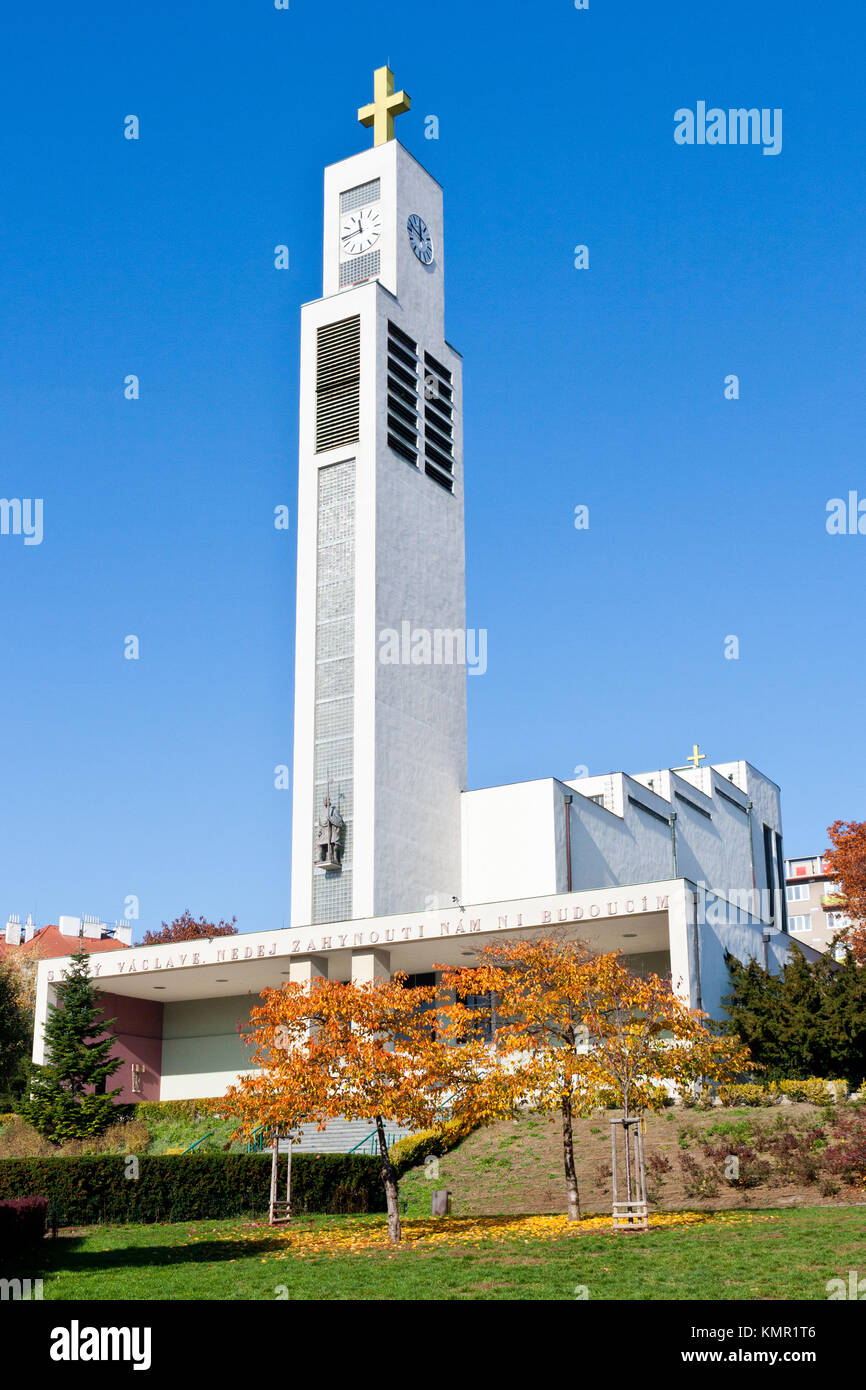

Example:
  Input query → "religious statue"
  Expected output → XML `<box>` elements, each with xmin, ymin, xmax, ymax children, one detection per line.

<box><xmin>315</xmin><ymin>795</ymin><xmax>344</xmax><ymax>869</ymax></box>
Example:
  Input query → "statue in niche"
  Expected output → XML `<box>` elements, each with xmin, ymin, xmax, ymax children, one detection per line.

<box><xmin>315</xmin><ymin>795</ymin><xmax>344</xmax><ymax>870</ymax></box>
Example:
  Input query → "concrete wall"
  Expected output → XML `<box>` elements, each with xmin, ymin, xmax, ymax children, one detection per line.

<box><xmin>462</xmin><ymin>763</ymin><xmax>785</xmax><ymax>925</ymax></box>
<box><xmin>159</xmin><ymin>995</ymin><xmax>256</xmax><ymax>1101</ymax></box>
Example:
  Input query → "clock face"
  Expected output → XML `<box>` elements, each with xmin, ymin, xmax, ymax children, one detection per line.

<box><xmin>340</xmin><ymin>204</ymin><xmax>381</xmax><ymax>257</ymax></box>
<box><xmin>407</xmin><ymin>213</ymin><xmax>434</xmax><ymax>265</ymax></box>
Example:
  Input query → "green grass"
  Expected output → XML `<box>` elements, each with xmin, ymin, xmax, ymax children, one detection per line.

<box><xmin>10</xmin><ymin>1207</ymin><xmax>865</xmax><ymax>1301</ymax></box>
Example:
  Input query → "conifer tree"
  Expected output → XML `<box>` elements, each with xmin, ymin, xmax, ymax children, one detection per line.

<box><xmin>22</xmin><ymin>945</ymin><xmax>124</xmax><ymax>1141</ymax></box>
<box><xmin>723</xmin><ymin>945</ymin><xmax>866</xmax><ymax>1086</ymax></box>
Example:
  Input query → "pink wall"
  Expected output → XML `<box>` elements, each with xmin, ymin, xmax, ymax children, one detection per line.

<box><xmin>98</xmin><ymin>991</ymin><xmax>163</xmax><ymax>1103</ymax></box>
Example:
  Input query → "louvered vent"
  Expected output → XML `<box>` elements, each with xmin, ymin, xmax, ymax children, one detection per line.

<box><xmin>339</xmin><ymin>250</ymin><xmax>380</xmax><ymax>288</ymax></box>
<box><xmin>423</xmin><ymin>351</ymin><xmax>455</xmax><ymax>492</ymax></box>
<box><xmin>387</xmin><ymin>321</ymin><xmax>419</xmax><ymax>466</ymax></box>
<box><xmin>316</xmin><ymin>316</ymin><xmax>361</xmax><ymax>453</ymax></box>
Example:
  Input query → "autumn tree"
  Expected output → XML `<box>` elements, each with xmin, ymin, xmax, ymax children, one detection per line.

<box><xmin>439</xmin><ymin>937</ymin><xmax>595</xmax><ymax>1222</ymax></box>
<box><xmin>222</xmin><ymin>973</ymin><xmax>489</xmax><ymax>1244</ymax></box>
<box><xmin>441</xmin><ymin>937</ymin><xmax>750</xmax><ymax>1223</ymax></box>
<box><xmin>138</xmin><ymin>911</ymin><xmax>239</xmax><ymax>946</ymax></box>
<box><xmin>576</xmin><ymin>952</ymin><xmax>751</xmax><ymax>1117</ymax></box>
<box><xmin>824</xmin><ymin>820</ymin><xmax>866</xmax><ymax>962</ymax></box>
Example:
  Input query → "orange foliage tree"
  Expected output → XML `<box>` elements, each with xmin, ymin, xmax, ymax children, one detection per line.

<box><xmin>221</xmin><ymin>973</ymin><xmax>490</xmax><ymax>1244</ymax></box>
<box><xmin>824</xmin><ymin>820</ymin><xmax>866</xmax><ymax>962</ymax></box>
<box><xmin>439</xmin><ymin>937</ymin><xmax>595</xmax><ymax>1222</ymax></box>
<box><xmin>576</xmin><ymin>952</ymin><xmax>752</xmax><ymax>1117</ymax></box>
<box><xmin>441</xmin><ymin>936</ymin><xmax>750</xmax><ymax>1223</ymax></box>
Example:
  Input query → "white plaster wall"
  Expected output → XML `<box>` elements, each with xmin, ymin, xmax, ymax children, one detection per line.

<box><xmin>160</xmin><ymin>995</ymin><xmax>257</xmax><ymax>1101</ymax></box>
<box><xmin>461</xmin><ymin>781</ymin><xmax>558</xmax><ymax>903</ymax></box>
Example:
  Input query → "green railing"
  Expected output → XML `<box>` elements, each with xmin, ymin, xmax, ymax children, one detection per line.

<box><xmin>181</xmin><ymin>1132</ymin><xmax>214</xmax><ymax>1155</ymax></box>
<box><xmin>348</xmin><ymin>1130</ymin><xmax>400</xmax><ymax>1155</ymax></box>
<box><xmin>247</xmin><ymin>1125</ymin><xmax>268</xmax><ymax>1153</ymax></box>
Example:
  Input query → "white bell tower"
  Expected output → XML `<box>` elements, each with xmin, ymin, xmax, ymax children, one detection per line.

<box><xmin>290</xmin><ymin>68</ymin><xmax>466</xmax><ymax>929</ymax></box>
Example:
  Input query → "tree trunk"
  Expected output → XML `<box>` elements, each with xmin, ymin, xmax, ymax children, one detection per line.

<box><xmin>561</xmin><ymin>1094</ymin><xmax>581</xmax><ymax>1222</ymax></box>
<box><xmin>375</xmin><ymin>1114</ymin><xmax>402</xmax><ymax>1244</ymax></box>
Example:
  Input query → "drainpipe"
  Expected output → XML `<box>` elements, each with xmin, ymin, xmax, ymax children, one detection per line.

<box><xmin>669</xmin><ymin>811</ymin><xmax>678</xmax><ymax>878</ymax></box>
<box><xmin>564</xmin><ymin>794</ymin><xmax>573</xmax><ymax>892</ymax></box>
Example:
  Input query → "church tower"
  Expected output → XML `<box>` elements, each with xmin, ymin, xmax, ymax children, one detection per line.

<box><xmin>290</xmin><ymin>68</ymin><xmax>466</xmax><ymax>929</ymax></box>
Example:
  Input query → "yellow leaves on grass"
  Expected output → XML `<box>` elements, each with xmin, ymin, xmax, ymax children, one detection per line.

<box><xmin>255</xmin><ymin>1210</ymin><xmax>776</xmax><ymax>1258</ymax></box>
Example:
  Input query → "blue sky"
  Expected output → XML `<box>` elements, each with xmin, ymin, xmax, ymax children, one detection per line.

<box><xmin>1</xmin><ymin>1</ymin><xmax>863</xmax><ymax>938</ymax></box>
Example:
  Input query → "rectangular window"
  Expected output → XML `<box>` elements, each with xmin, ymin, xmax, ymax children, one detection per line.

<box><xmin>789</xmin><ymin>915</ymin><xmax>812</xmax><ymax>933</ymax></box>
<box><xmin>763</xmin><ymin>825</ymin><xmax>777</xmax><ymax>922</ymax></box>
<box><xmin>787</xmin><ymin>883</ymin><xmax>809</xmax><ymax>902</ymax></box>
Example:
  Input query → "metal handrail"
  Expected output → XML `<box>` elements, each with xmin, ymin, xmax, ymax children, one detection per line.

<box><xmin>181</xmin><ymin>1131</ymin><xmax>214</xmax><ymax>1154</ymax></box>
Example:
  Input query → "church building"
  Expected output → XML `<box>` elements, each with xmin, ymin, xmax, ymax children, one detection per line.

<box><xmin>33</xmin><ymin>70</ymin><xmax>807</xmax><ymax>1111</ymax></box>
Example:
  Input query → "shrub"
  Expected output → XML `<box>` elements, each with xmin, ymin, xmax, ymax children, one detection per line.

<box><xmin>0</xmin><ymin>1197</ymin><xmax>48</xmax><ymax>1260</ymax></box>
<box><xmin>0</xmin><ymin>1153</ymin><xmax>385</xmax><ymax>1224</ymax></box>
<box><xmin>779</xmin><ymin>1079</ymin><xmax>834</xmax><ymax>1105</ymax></box>
<box><xmin>679</xmin><ymin>1152</ymin><xmax>720</xmax><ymax>1198</ymax></box>
<box><xmin>390</xmin><ymin>1116</ymin><xmax>474</xmax><ymax>1175</ymax></box>
<box><xmin>646</xmin><ymin>1153</ymin><xmax>672</xmax><ymax>1178</ymax></box>
<box><xmin>717</xmin><ymin>1084</ymin><xmax>776</xmax><ymax>1108</ymax></box>
<box><xmin>0</xmin><ymin>1119</ymin><xmax>56</xmax><ymax>1159</ymax></box>
<box><xmin>59</xmin><ymin>1118</ymin><xmax>152</xmax><ymax>1157</ymax></box>
<box><xmin>824</xmin><ymin>1112</ymin><xmax>866</xmax><ymax>1188</ymax></box>
<box><xmin>132</xmin><ymin>1100</ymin><xmax>215</xmax><ymax>1125</ymax></box>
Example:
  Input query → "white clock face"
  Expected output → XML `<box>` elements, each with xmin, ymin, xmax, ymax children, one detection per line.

<box><xmin>340</xmin><ymin>204</ymin><xmax>381</xmax><ymax>257</ymax></box>
<box><xmin>407</xmin><ymin>213</ymin><xmax>434</xmax><ymax>265</ymax></box>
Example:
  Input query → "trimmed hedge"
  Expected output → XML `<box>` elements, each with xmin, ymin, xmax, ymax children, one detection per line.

<box><xmin>0</xmin><ymin>1197</ymin><xmax>48</xmax><ymax>1258</ymax></box>
<box><xmin>0</xmin><ymin>1153</ymin><xmax>385</xmax><ymax>1225</ymax></box>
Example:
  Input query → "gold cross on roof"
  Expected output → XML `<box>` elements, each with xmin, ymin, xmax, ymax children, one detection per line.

<box><xmin>686</xmin><ymin>744</ymin><xmax>706</xmax><ymax>768</ymax></box>
<box><xmin>358</xmin><ymin>66</ymin><xmax>411</xmax><ymax>146</ymax></box>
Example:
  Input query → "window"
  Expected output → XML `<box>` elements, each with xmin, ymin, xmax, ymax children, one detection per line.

<box><xmin>787</xmin><ymin>883</ymin><xmax>809</xmax><ymax>902</ymax></box>
<box><xmin>789</xmin><ymin>915</ymin><xmax>812</xmax><ymax>933</ymax></box>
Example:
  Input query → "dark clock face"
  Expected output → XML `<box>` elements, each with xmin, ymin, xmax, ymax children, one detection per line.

<box><xmin>407</xmin><ymin>213</ymin><xmax>434</xmax><ymax>265</ymax></box>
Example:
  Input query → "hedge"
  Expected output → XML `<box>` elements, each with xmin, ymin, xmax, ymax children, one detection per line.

<box><xmin>0</xmin><ymin>1197</ymin><xmax>48</xmax><ymax>1258</ymax></box>
<box><xmin>0</xmin><ymin>1153</ymin><xmax>385</xmax><ymax>1225</ymax></box>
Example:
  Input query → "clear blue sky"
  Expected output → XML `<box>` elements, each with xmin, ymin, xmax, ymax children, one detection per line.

<box><xmin>1</xmin><ymin>1</ymin><xmax>863</xmax><ymax>938</ymax></box>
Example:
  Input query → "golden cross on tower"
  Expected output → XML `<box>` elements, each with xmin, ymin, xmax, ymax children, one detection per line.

<box><xmin>686</xmin><ymin>744</ymin><xmax>706</xmax><ymax>769</ymax></box>
<box><xmin>358</xmin><ymin>66</ymin><xmax>411</xmax><ymax>146</ymax></box>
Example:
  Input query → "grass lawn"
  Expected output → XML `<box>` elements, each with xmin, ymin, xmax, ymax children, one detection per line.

<box><xmin>16</xmin><ymin>1206</ymin><xmax>866</xmax><ymax>1301</ymax></box>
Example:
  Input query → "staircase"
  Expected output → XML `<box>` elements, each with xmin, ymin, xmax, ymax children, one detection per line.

<box><xmin>278</xmin><ymin>1118</ymin><xmax>414</xmax><ymax>1154</ymax></box>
